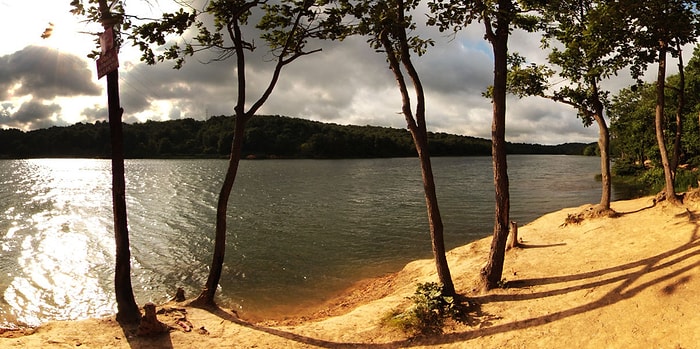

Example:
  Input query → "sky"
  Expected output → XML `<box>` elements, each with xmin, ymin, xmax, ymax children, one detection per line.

<box><xmin>0</xmin><ymin>1</ymin><xmax>686</xmax><ymax>145</ymax></box>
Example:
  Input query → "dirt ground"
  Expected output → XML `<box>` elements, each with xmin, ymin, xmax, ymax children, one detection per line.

<box><xmin>1</xmin><ymin>195</ymin><xmax>699</xmax><ymax>348</ymax></box>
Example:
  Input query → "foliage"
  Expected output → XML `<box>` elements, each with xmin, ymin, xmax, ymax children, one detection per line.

<box><xmin>503</xmin><ymin>1</ymin><xmax>632</xmax><ymax>127</ymax></box>
<box><xmin>609</xmin><ymin>46</ymin><xmax>700</xmax><ymax>172</ymax></box>
<box><xmin>638</xmin><ymin>167</ymin><xmax>667</xmax><ymax>192</ymax></box>
<box><xmin>608</xmin><ymin>84</ymin><xmax>658</xmax><ymax>164</ymax></box>
<box><xmin>674</xmin><ymin>168</ymin><xmax>700</xmax><ymax>191</ymax></box>
<box><xmin>621</xmin><ymin>0</ymin><xmax>700</xmax><ymax>82</ymax></box>
<box><xmin>0</xmin><ymin>115</ymin><xmax>591</xmax><ymax>159</ymax></box>
<box><xmin>426</xmin><ymin>0</ymin><xmax>541</xmax><ymax>34</ymax></box>
<box><xmin>382</xmin><ymin>282</ymin><xmax>466</xmax><ymax>336</ymax></box>
<box><xmin>612</xmin><ymin>158</ymin><xmax>645</xmax><ymax>177</ymax></box>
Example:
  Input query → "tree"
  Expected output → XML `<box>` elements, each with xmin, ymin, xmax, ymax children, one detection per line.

<box><xmin>344</xmin><ymin>0</ymin><xmax>456</xmax><ymax>295</ymax></box>
<box><xmin>70</xmin><ymin>0</ymin><xmax>141</xmax><ymax>323</ymax></box>
<box><xmin>506</xmin><ymin>0</ymin><xmax>632</xmax><ymax>212</ymax></box>
<box><xmin>128</xmin><ymin>0</ymin><xmax>335</xmax><ymax>306</ymax></box>
<box><xmin>608</xmin><ymin>84</ymin><xmax>658</xmax><ymax>165</ymax></box>
<box><xmin>624</xmin><ymin>0</ymin><xmax>700</xmax><ymax>203</ymax></box>
<box><xmin>428</xmin><ymin>0</ymin><xmax>538</xmax><ymax>290</ymax></box>
<box><xmin>609</xmin><ymin>45</ymin><xmax>700</xmax><ymax>172</ymax></box>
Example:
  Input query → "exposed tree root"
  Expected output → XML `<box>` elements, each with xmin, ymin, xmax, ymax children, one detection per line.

<box><xmin>560</xmin><ymin>204</ymin><xmax>618</xmax><ymax>227</ymax></box>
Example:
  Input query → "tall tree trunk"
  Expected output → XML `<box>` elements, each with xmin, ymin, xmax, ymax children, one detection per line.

<box><xmin>192</xmin><ymin>115</ymin><xmax>249</xmax><ymax>307</ymax></box>
<box><xmin>108</xmin><ymin>70</ymin><xmax>140</xmax><ymax>323</ymax></box>
<box><xmin>381</xmin><ymin>2</ymin><xmax>455</xmax><ymax>295</ymax></box>
<box><xmin>592</xmin><ymin>108</ymin><xmax>612</xmax><ymax>210</ymax></box>
<box><xmin>98</xmin><ymin>0</ymin><xmax>140</xmax><ymax>323</ymax></box>
<box><xmin>655</xmin><ymin>42</ymin><xmax>679</xmax><ymax>203</ymax></box>
<box><xmin>591</xmin><ymin>89</ymin><xmax>612</xmax><ymax>211</ymax></box>
<box><xmin>481</xmin><ymin>15</ymin><xmax>510</xmax><ymax>290</ymax></box>
<box><xmin>671</xmin><ymin>45</ymin><xmax>685</xmax><ymax>175</ymax></box>
<box><xmin>412</xmin><ymin>130</ymin><xmax>456</xmax><ymax>296</ymax></box>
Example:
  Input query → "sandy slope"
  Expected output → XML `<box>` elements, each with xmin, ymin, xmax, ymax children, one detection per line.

<box><xmin>1</xmin><ymin>195</ymin><xmax>699</xmax><ymax>348</ymax></box>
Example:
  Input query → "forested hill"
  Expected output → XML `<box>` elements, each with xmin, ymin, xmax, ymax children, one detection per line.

<box><xmin>0</xmin><ymin>115</ymin><xmax>593</xmax><ymax>159</ymax></box>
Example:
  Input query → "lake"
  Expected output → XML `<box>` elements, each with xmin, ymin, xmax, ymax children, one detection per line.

<box><xmin>0</xmin><ymin>155</ymin><xmax>629</xmax><ymax>327</ymax></box>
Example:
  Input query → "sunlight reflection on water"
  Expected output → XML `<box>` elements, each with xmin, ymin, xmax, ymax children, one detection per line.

<box><xmin>0</xmin><ymin>156</ymin><xmax>613</xmax><ymax>327</ymax></box>
<box><xmin>1</xmin><ymin>159</ymin><xmax>114</xmax><ymax>327</ymax></box>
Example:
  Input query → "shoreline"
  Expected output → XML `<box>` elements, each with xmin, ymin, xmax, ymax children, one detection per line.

<box><xmin>3</xmin><ymin>194</ymin><xmax>699</xmax><ymax>348</ymax></box>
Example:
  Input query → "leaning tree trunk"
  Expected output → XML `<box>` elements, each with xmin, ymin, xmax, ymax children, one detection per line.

<box><xmin>655</xmin><ymin>42</ymin><xmax>679</xmax><ymax>203</ymax></box>
<box><xmin>412</xmin><ymin>130</ymin><xmax>456</xmax><ymax>296</ymax></box>
<box><xmin>380</xmin><ymin>9</ymin><xmax>456</xmax><ymax>296</ymax></box>
<box><xmin>481</xmin><ymin>20</ymin><xmax>511</xmax><ymax>290</ymax></box>
<box><xmin>192</xmin><ymin>114</ymin><xmax>249</xmax><ymax>307</ymax></box>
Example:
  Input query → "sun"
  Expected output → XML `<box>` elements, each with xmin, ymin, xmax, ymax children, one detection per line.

<box><xmin>38</xmin><ymin>18</ymin><xmax>98</xmax><ymax>57</ymax></box>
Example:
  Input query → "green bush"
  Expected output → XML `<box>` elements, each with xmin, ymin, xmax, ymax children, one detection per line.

<box><xmin>686</xmin><ymin>156</ymin><xmax>700</xmax><ymax>169</ymax></box>
<box><xmin>675</xmin><ymin>168</ymin><xmax>700</xmax><ymax>191</ymax></box>
<box><xmin>639</xmin><ymin>167</ymin><xmax>665</xmax><ymax>191</ymax></box>
<box><xmin>612</xmin><ymin>158</ymin><xmax>645</xmax><ymax>176</ymax></box>
<box><xmin>636</xmin><ymin>167</ymin><xmax>700</xmax><ymax>193</ymax></box>
<box><xmin>382</xmin><ymin>282</ymin><xmax>466</xmax><ymax>336</ymax></box>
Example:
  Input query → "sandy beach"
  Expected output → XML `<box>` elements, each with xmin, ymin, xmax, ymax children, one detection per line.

<box><xmin>2</xmin><ymin>194</ymin><xmax>699</xmax><ymax>348</ymax></box>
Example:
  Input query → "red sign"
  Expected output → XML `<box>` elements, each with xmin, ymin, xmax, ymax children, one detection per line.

<box><xmin>100</xmin><ymin>27</ymin><xmax>114</xmax><ymax>54</ymax></box>
<box><xmin>97</xmin><ymin>47</ymin><xmax>119</xmax><ymax>79</ymax></box>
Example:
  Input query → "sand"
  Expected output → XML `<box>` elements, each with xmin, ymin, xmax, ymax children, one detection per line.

<box><xmin>1</xmin><ymin>195</ymin><xmax>699</xmax><ymax>348</ymax></box>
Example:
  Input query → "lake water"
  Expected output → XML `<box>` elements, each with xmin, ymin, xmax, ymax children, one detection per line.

<box><xmin>0</xmin><ymin>155</ymin><xmax>629</xmax><ymax>327</ymax></box>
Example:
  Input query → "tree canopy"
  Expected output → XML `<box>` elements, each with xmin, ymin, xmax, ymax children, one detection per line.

<box><xmin>0</xmin><ymin>115</ymin><xmax>591</xmax><ymax>159</ymax></box>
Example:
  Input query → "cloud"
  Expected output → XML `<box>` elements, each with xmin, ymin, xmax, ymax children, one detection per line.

<box><xmin>0</xmin><ymin>46</ymin><xmax>101</xmax><ymax>100</ymax></box>
<box><xmin>79</xmin><ymin>105</ymin><xmax>108</xmax><ymax>123</ymax></box>
<box><xmin>0</xmin><ymin>4</ymin><xmax>614</xmax><ymax>145</ymax></box>
<box><xmin>0</xmin><ymin>99</ymin><xmax>64</xmax><ymax>130</ymax></box>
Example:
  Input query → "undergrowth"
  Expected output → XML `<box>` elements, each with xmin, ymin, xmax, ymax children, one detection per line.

<box><xmin>381</xmin><ymin>282</ymin><xmax>468</xmax><ymax>337</ymax></box>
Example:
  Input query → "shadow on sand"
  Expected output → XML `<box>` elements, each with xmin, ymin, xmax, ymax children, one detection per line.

<box><xmin>122</xmin><ymin>204</ymin><xmax>700</xmax><ymax>348</ymax></box>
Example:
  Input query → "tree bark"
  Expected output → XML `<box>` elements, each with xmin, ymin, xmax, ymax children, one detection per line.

<box><xmin>481</xmin><ymin>7</ymin><xmax>511</xmax><ymax>290</ymax></box>
<box><xmin>108</xmin><ymin>70</ymin><xmax>140</xmax><ymax>323</ymax></box>
<box><xmin>655</xmin><ymin>42</ymin><xmax>679</xmax><ymax>203</ymax></box>
<box><xmin>412</xmin><ymin>131</ymin><xmax>456</xmax><ymax>296</ymax></box>
<box><xmin>671</xmin><ymin>45</ymin><xmax>685</xmax><ymax>175</ymax></box>
<box><xmin>189</xmin><ymin>15</ymin><xmax>252</xmax><ymax>308</ymax></box>
<box><xmin>593</xmin><ymin>111</ymin><xmax>612</xmax><ymax>210</ymax></box>
<box><xmin>98</xmin><ymin>0</ymin><xmax>140</xmax><ymax>322</ymax></box>
<box><xmin>192</xmin><ymin>114</ymin><xmax>249</xmax><ymax>307</ymax></box>
<box><xmin>380</xmin><ymin>1</ymin><xmax>455</xmax><ymax>295</ymax></box>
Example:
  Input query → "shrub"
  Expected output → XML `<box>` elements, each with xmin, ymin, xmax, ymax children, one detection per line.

<box><xmin>675</xmin><ymin>168</ymin><xmax>700</xmax><ymax>191</ymax></box>
<box><xmin>639</xmin><ymin>167</ymin><xmax>665</xmax><ymax>191</ymax></box>
<box><xmin>612</xmin><ymin>158</ymin><xmax>645</xmax><ymax>176</ymax></box>
<box><xmin>382</xmin><ymin>282</ymin><xmax>466</xmax><ymax>336</ymax></box>
<box><xmin>637</xmin><ymin>167</ymin><xmax>700</xmax><ymax>193</ymax></box>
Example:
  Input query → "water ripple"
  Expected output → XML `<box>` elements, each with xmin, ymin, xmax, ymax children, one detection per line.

<box><xmin>0</xmin><ymin>156</ymin><xmax>611</xmax><ymax>325</ymax></box>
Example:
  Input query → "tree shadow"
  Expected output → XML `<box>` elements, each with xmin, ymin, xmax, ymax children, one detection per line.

<box><xmin>517</xmin><ymin>242</ymin><xmax>567</xmax><ymax>249</ymax></box>
<box><xmin>193</xmin><ymin>208</ymin><xmax>700</xmax><ymax>348</ymax></box>
<box><xmin>614</xmin><ymin>200</ymin><xmax>658</xmax><ymax>216</ymax></box>
<box><xmin>206</xmin><ymin>306</ymin><xmax>403</xmax><ymax>348</ymax></box>
<box><xmin>119</xmin><ymin>318</ymin><xmax>174</xmax><ymax>349</ymax></box>
<box><xmin>421</xmin><ymin>207</ymin><xmax>700</xmax><ymax>347</ymax></box>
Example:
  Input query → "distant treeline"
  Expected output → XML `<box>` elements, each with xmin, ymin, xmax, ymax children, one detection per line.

<box><xmin>0</xmin><ymin>115</ymin><xmax>594</xmax><ymax>159</ymax></box>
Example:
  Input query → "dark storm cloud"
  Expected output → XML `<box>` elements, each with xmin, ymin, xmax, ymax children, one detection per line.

<box><xmin>80</xmin><ymin>105</ymin><xmax>108</xmax><ymax>123</ymax></box>
<box><xmin>103</xmin><ymin>3</ymin><xmax>604</xmax><ymax>144</ymax></box>
<box><xmin>0</xmin><ymin>46</ymin><xmax>101</xmax><ymax>100</ymax></box>
<box><xmin>118</xmin><ymin>55</ymin><xmax>236</xmax><ymax>116</ymax></box>
<box><xmin>0</xmin><ymin>99</ymin><xmax>64</xmax><ymax>130</ymax></box>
